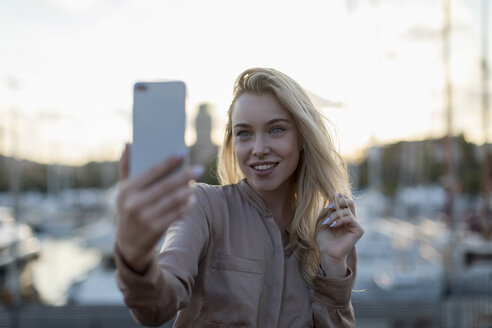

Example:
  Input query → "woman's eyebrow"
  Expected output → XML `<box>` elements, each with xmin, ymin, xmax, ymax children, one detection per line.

<box><xmin>266</xmin><ymin>118</ymin><xmax>291</xmax><ymax>125</ymax></box>
<box><xmin>233</xmin><ymin>118</ymin><xmax>291</xmax><ymax>129</ymax></box>
<box><xmin>233</xmin><ymin>123</ymin><xmax>251</xmax><ymax>129</ymax></box>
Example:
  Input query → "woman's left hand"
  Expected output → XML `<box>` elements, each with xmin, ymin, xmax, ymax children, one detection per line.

<box><xmin>316</xmin><ymin>194</ymin><xmax>364</xmax><ymax>277</ymax></box>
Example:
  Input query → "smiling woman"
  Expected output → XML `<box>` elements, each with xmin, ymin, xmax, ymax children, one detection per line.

<box><xmin>219</xmin><ymin>68</ymin><xmax>360</xmax><ymax>284</ymax></box>
<box><xmin>114</xmin><ymin>67</ymin><xmax>364</xmax><ymax>327</ymax></box>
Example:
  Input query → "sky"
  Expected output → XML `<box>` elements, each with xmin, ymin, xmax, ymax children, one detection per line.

<box><xmin>0</xmin><ymin>0</ymin><xmax>490</xmax><ymax>165</ymax></box>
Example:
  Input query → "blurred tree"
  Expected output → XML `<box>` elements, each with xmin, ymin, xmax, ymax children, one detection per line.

<box><xmin>0</xmin><ymin>135</ymin><xmax>488</xmax><ymax>195</ymax></box>
<box><xmin>356</xmin><ymin>135</ymin><xmax>487</xmax><ymax>197</ymax></box>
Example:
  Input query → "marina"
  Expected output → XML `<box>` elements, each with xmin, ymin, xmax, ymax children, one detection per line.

<box><xmin>0</xmin><ymin>182</ymin><xmax>490</xmax><ymax>327</ymax></box>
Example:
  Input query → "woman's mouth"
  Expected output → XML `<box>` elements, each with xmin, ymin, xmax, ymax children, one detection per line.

<box><xmin>253</xmin><ymin>163</ymin><xmax>276</xmax><ymax>171</ymax></box>
<box><xmin>250</xmin><ymin>162</ymin><xmax>278</xmax><ymax>175</ymax></box>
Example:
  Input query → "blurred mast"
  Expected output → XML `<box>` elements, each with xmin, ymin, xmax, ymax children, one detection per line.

<box><xmin>6</xmin><ymin>77</ymin><xmax>21</xmax><ymax>327</ymax></box>
<box><xmin>6</xmin><ymin>77</ymin><xmax>21</xmax><ymax>223</ymax></box>
<box><xmin>442</xmin><ymin>0</ymin><xmax>455</xmax><ymax>226</ymax></box>
<box><xmin>480</xmin><ymin>0</ymin><xmax>491</xmax><ymax>237</ymax></box>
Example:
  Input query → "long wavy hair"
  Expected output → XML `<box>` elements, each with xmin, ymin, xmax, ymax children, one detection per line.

<box><xmin>217</xmin><ymin>67</ymin><xmax>351</xmax><ymax>286</ymax></box>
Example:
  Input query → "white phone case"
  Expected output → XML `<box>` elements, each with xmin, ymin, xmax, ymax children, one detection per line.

<box><xmin>130</xmin><ymin>81</ymin><xmax>187</xmax><ymax>177</ymax></box>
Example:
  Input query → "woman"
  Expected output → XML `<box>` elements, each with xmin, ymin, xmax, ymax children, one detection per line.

<box><xmin>115</xmin><ymin>67</ymin><xmax>364</xmax><ymax>327</ymax></box>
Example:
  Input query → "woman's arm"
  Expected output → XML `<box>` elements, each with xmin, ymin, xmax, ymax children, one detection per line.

<box><xmin>115</xmin><ymin>200</ymin><xmax>210</xmax><ymax>326</ymax></box>
<box><xmin>313</xmin><ymin>195</ymin><xmax>363</xmax><ymax>327</ymax></box>
<box><xmin>114</xmin><ymin>144</ymin><xmax>206</xmax><ymax>326</ymax></box>
<box><xmin>312</xmin><ymin>249</ymin><xmax>357</xmax><ymax>328</ymax></box>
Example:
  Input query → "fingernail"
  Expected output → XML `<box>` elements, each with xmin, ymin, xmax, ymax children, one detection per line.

<box><xmin>328</xmin><ymin>203</ymin><xmax>335</xmax><ymax>209</ymax></box>
<box><xmin>322</xmin><ymin>217</ymin><xmax>331</xmax><ymax>225</ymax></box>
<box><xmin>176</xmin><ymin>149</ymin><xmax>188</xmax><ymax>159</ymax></box>
<box><xmin>329</xmin><ymin>221</ymin><xmax>337</xmax><ymax>228</ymax></box>
<box><xmin>192</xmin><ymin>165</ymin><xmax>204</xmax><ymax>177</ymax></box>
<box><xmin>189</xmin><ymin>194</ymin><xmax>197</xmax><ymax>205</ymax></box>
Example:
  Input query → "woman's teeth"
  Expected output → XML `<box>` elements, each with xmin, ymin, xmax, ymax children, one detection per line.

<box><xmin>254</xmin><ymin>164</ymin><xmax>276</xmax><ymax>171</ymax></box>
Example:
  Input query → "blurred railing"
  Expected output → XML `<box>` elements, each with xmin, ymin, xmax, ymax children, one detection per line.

<box><xmin>0</xmin><ymin>305</ymin><xmax>173</xmax><ymax>328</ymax></box>
<box><xmin>355</xmin><ymin>298</ymin><xmax>492</xmax><ymax>328</ymax></box>
<box><xmin>0</xmin><ymin>299</ymin><xmax>491</xmax><ymax>328</ymax></box>
<box><xmin>443</xmin><ymin>274</ymin><xmax>492</xmax><ymax>328</ymax></box>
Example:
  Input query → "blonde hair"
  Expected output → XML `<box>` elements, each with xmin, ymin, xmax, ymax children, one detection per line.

<box><xmin>217</xmin><ymin>67</ymin><xmax>351</xmax><ymax>285</ymax></box>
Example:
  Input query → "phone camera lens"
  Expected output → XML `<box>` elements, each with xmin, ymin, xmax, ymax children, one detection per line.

<box><xmin>136</xmin><ymin>84</ymin><xmax>147</xmax><ymax>92</ymax></box>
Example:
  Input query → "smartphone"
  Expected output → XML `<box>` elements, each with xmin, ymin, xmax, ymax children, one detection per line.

<box><xmin>130</xmin><ymin>81</ymin><xmax>187</xmax><ymax>177</ymax></box>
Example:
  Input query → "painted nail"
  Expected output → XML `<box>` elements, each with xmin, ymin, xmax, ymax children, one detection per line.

<box><xmin>322</xmin><ymin>217</ymin><xmax>331</xmax><ymax>225</ymax></box>
<box><xmin>192</xmin><ymin>165</ymin><xmax>204</xmax><ymax>177</ymax></box>
<box><xmin>189</xmin><ymin>194</ymin><xmax>197</xmax><ymax>205</ymax></box>
<box><xmin>176</xmin><ymin>149</ymin><xmax>188</xmax><ymax>159</ymax></box>
<box><xmin>329</xmin><ymin>221</ymin><xmax>337</xmax><ymax>228</ymax></box>
<box><xmin>328</xmin><ymin>203</ymin><xmax>335</xmax><ymax>209</ymax></box>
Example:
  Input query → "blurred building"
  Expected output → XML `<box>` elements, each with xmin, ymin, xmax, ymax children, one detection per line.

<box><xmin>190</xmin><ymin>104</ymin><xmax>219</xmax><ymax>184</ymax></box>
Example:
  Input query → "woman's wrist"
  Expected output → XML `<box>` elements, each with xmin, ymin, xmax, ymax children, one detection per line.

<box><xmin>319</xmin><ymin>255</ymin><xmax>347</xmax><ymax>278</ymax></box>
<box><xmin>116</xmin><ymin>241</ymin><xmax>154</xmax><ymax>275</ymax></box>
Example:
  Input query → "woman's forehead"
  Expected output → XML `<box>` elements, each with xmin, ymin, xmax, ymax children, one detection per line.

<box><xmin>231</xmin><ymin>93</ymin><xmax>292</xmax><ymax>124</ymax></box>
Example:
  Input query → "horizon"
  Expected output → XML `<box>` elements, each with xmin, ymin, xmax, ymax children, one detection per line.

<box><xmin>1</xmin><ymin>0</ymin><xmax>490</xmax><ymax>166</ymax></box>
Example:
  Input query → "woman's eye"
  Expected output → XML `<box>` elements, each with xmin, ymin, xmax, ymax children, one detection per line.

<box><xmin>236</xmin><ymin>130</ymin><xmax>251</xmax><ymax>138</ymax></box>
<box><xmin>271</xmin><ymin>127</ymin><xmax>285</xmax><ymax>135</ymax></box>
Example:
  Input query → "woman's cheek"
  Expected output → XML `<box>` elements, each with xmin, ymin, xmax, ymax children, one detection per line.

<box><xmin>234</xmin><ymin>142</ymin><xmax>248</xmax><ymax>160</ymax></box>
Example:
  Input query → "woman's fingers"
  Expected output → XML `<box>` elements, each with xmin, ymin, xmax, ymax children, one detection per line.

<box><xmin>129</xmin><ymin>154</ymin><xmax>186</xmax><ymax>191</ymax></box>
<box><xmin>322</xmin><ymin>208</ymin><xmax>352</xmax><ymax>225</ymax></box>
<box><xmin>323</xmin><ymin>207</ymin><xmax>364</xmax><ymax>237</ymax></box>
<box><xmin>115</xmin><ymin>184</ymin><xmax>198</xmax><ymax>272</ymax></box>
<box><xmin>317</xmin><ymin>195</ymin><xmax>364</xmax><ymax>266</ymax></box>
<box><xmin>139</xmin><ymin>183</ymin><xmax>193</xmax><ymax>224</ymax></box>
<box><xmin>118</xmin><ymin>155</ymin><xmax>188</xmax><ymax>209</ymax></box>
<box><xmin>321</xmin><ymin>194</ymin><xmax>356</xmax><ymax>226</ymax></box>
<box><xmin>334</xmin><ymin>194</ymin><xmax>355</xmax><ymax>215</ymax></box>
<box><xmin>322</xmin><ymin>206</ymin><xmax>363</xmax><ymax>233</ymax></box>
<box><xmin>327</xmin><ymin>214</ymin><xmax>362</xmax><ymax>230</ymax></box>
<box><xmin>124</xmin><ymin>165</ymin><xmax>202</xmax><ymax>214</ymax></box>
<box><xmin>119</xmin><ymin>143</ymin><xmax>130</xmax><ymax>181</ymax></box>
<box><xmin>115</xmin><ymin>155</ymin><xmax>204</xmax><ymax>271</ymax></box>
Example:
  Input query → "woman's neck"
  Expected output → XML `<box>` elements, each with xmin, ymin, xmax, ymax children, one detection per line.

<box><xmin>256</xmin><ymin>180</ymin><xmax>296</xmax><ymax>239</ymax></box>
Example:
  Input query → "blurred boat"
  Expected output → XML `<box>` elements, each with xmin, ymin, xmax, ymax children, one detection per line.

<box><xmin>0</xmin><ymin>206</ymin><xmax>40</xmax><ymax>268</ymax></box>
<box><xmin>65</xmin><ymin>216</ymin><xmax>123</xmax><ymax>305</ymax></box>
<box><xmin>66</xmin><ymin>186</ymin><xmax>124</xmax><ymax>305</ymax></box>
<box><xmin>66</xmin><ymin>263</ymin><xmax>124</xmax><ymax>305</ymax></box>
<box><xmin>353</xmin><ymin>195</ymin><xmax>448</xmax><ymax>302</ymax></box>
<box><xmin>450</xmin><ymin>231</ymin><xmax>492</xmax><ymax>295</ymax></box>
<box><xmin>0</xmin><ymin>206</ymin><xmax>41</xmax><ymax>303</ymax></box>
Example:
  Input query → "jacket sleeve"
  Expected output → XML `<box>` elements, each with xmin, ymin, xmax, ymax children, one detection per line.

<box><xmin>114</xmin><ymin>186</ymin><xmax>210</xmax><ymax>327</ymax></box>
<box><xmin>312</xmin><ymin>248</ymin><xmax>357</xmax><ymax>328</ymax></box>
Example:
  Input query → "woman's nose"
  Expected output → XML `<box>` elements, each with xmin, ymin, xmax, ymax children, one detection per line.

<box><xmin>252</xmin><ymin>136</ymin><xmax>270</xmax><ymax>157</ymax></box>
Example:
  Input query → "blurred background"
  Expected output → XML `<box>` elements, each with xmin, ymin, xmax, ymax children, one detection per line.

<box><xmin>1</xmin><ymin>0</ymin><xmax>491</xmax><ymax>327</ymax></box>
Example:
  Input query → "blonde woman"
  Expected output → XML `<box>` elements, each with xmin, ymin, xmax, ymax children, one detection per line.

<box><xmin>115</xmin><ymin>67</ymin><xmax>364</xmax><ymax>327</ymax></box>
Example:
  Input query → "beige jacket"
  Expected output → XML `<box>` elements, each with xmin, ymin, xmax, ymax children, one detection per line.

<box><xmin>115</xmin><ymin>180</ymin><xmax>357</xmax><ymax>327</ymax></box>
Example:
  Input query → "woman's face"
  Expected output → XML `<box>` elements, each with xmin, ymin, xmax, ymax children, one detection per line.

<box><xmin>231</xmin><ymin>92</ymin><xmax>301</xmax><ymax>197</ymax></box>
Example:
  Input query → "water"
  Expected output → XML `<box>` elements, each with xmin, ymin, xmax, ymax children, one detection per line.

<box><xmin>31</xmin><ymin>237</ymin><xmax>101</xmax><ymax>305</ymax></box>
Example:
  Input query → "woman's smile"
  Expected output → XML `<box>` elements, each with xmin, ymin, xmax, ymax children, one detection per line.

<box><xmin>249</xmin><ymin>161</ymin><xmax>279</xmax><ymax>176</ymax></box>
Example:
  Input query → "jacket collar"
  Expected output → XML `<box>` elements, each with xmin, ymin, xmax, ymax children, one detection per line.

<box><xmin>237</xmin><ymin>179</ymin><xmax>295</xmax><ymax>257</ymax></box>
<box><xmin>237</xmin><ymin>179</ymin><xmax>272</xmax><ymax>218</ymax></box>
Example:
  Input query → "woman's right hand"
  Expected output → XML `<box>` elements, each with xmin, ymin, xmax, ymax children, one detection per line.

<box><xmin>115</xmin><ymin>144</ymin><xmax>203</xmax><ymax>274</ymax></box>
